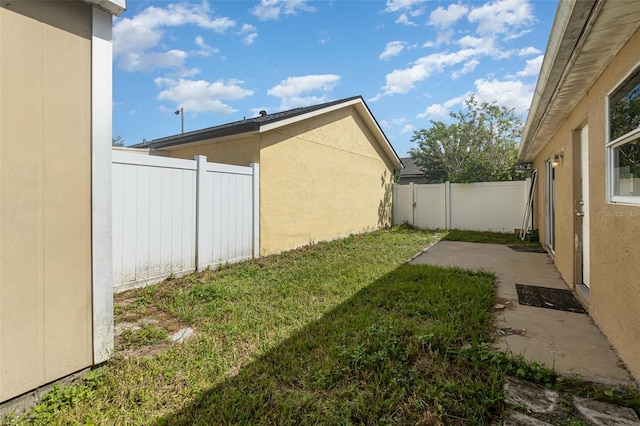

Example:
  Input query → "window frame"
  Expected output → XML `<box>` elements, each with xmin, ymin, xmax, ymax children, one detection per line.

<box><xmin>606</xmin><ymin>62</ymin><xmax>640</xmax><ymax>205</ymax></box>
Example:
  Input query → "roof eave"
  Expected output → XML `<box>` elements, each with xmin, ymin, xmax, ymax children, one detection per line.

<box><xmin>519</xmin><ymin>0</ymin><xmax>640</xmax><ymax>164</ymax></box>
<box><xmin>131</xmin><ymin>122</ymin><xmax>260</xmax><ymax>150</ymax></box>
<box><xmin>84</xmin><ymin>0</ymin><xmax>126</xmax><ymax>16</ymax></box>
<box><xmin>518</xmin><ymin>0</ymin><xmax>584</xmax><ymax>163</ymax></box>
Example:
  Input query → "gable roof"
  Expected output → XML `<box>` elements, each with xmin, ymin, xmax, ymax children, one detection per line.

<box><xmin>519</xmin><ymin>0</ymin><xmax>640</xmax><ymax>163</ymax></box>
<box><xmin>132</xmin><ymin>96</ymin><xmax>403</xmax><ymax>170</ymax></box>
<box><xmin>399</xmin><ymin>157</ymin><xmax>422</xmax><ymax>177</ymax></box>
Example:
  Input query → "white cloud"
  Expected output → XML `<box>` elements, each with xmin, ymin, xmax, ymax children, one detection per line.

<box><xmin>468</xmin><ymin>0</ymin><xmax>533</xmax><ymax>36</ymax></box>
<box><xmin>384</xmin><ymin>0</ymin><xmax>427</xmax><ymax>25</ymax></box>
<box><xmin>267</xmin><ymin>74</ymin><xmax>341</xmax><ymax>110</ymax></box>
<box><xmin>113</xmin><ymin>2</ymin><xmax>235</xmax><ymax>72</ymax></box>
<box><xmin>401</xmin><ymin>124</ymin><xmax>416</xmax><ymax>134</ymax></box>
<box><xmin>268</xmin><ymin>74</ymin><xmax>341</xmax><ymax>98</ymax></box>
<box><xmin>380</xmin><ymin>41</ymin><xmax>406</xmax><ymax>60</ymax></box>
<box><xmin>474</xmin><ymin>78</ymin><xmax>534</xmax><ymax>113</ymax></box>
<box><xmin>418</xmin><ymin>93</ymin><xmax>470</xmax><ymax>119</ymax></box>
<box><xmin>419</xmin><ymin>104</ymin><xmax>448</xmax><ymax>120</ymax></box>
<box><xmin>429</xmin><ymin>4</ymin><xmax>469</xmax><ymax>29</ymax></box>
<box><xmin>384</xmin><ymin>0</ymin><xmax>427</xmax><ymax>13</ymax></box>
<box><xmin>452</xmin><ymin>59</ymin><xmax>480</xmax><ymax>79</ymax></box>
<box><xmin>395</xmin><ymin>13</ymin><xmax>417</xmax><ymax>26</ymax></box>
<box><xmin>252</xmin><ymin>0</ymin><xmax>315</xmax><ymax>21</ymax></box>
<box><xmin>517</xmin><ymin>46</ymin><xmax>541</xmax><ymax>56</ymax></box>
<box><xmin>516</xmin><ymin>54</ymin><xmax>543</xmax><ymax>77</ymax></box>
<box><xmin>238</xmin><ymin>24</ymin><xmax>258</xmax><ymax>45</ymax></box>
<box><xmin>194</xmin><ymin>36</ymin><xmax>219</xmax><ymax>57</ymax></box>
<box><xmin>379</xmin><ymin>49</ymin><xmax>476</xmax><ymax>96</ymax></box>
<box><xmin>155</xmin><ymin>77</ymin><xmax>254</xmax><ymax>114</ymax></box>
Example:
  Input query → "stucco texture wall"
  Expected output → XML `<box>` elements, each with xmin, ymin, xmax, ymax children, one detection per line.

<box><xmin>169</xmin><ymin>136</ymin><xmax>260</xmax><ymax>166</ymax></box>
<box><xmin>531</xmin><ymin>27</ymin><xmax>640</xmax><ymax>379</ymax></box>
<box><xmin>259</xmin><ymin>106</ymin><xmax>395</xmax><ymax>255</ymax></box>
<box><xmin>0</xmin><ymin>2</ymin><xmax>93</xmax><ymax>402</ymax></box>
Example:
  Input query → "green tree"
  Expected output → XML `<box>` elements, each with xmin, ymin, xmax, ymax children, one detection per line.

<box><xmin>112</xmin><ymin>135</ymin><xmax>124</xmax><ymax>147</ymax></box>
<box><xmin>409</xmin><ymin>97</ymin><xmax>523</xmax><ymax>183</ymax></box>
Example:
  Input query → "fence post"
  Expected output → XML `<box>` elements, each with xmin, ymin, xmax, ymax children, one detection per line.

<box><xmin>444</xmin><ymin>181</ymin><xmax>451</xmax><ymax>230</ymax></box>
<box><xmin>250</xmin><ymin>163</ymin><xmax>260</xmax><ymax>258</ymax></box>
<box><xmin>195</xmin><ymin>155</ymin><xmax>207</xmax><ymax>270</ymax></box>
<box><xmin>392</xmin><ymin>183</ymin><xmax>397</xmax><ymax>226</ymax></box>
<box><xmin>409</xmin><ymin>182</ymin><xmax>415</xmax><ymax>226</ymax></box>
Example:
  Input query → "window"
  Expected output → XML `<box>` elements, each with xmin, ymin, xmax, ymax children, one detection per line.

<box><xmin>608</xmin><ymin>66</ymin><xmax>640</xmax><ymax>203</ymax></box>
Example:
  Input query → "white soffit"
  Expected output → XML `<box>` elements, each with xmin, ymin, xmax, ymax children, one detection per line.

<box><xmin>519</xmin><ymin>0</ymin><xmax>640</xmax><ymax>163</ymax></box>
<box><xmin>85</xmin><ymin>0</ymin><xmax>126</xmax><ymax>16</ymax></box>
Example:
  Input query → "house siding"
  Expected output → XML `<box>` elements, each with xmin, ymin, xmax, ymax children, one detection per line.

<box><xmin>259</xmin><ymin>106</ymin><xmax>395</xmax><ymax>255</ymax></box>
<box><xmin>531</xmin><ymin>26</ymin><xmax>640</xmax><ymax>379</ymax></box>
<box><xmin>0</xmin><ymin>2</ymin><xmax>93</xmax><ymax>402</ymax></box>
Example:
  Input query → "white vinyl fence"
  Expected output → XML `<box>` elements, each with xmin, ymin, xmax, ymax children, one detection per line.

<box><xmin>112</xmin><ymin>151</ymin><xmax>259</xmax><ymax>292</ymax></box>
<box><xmin>393</xmin><ymin>179</ymin><xmax>531</xmax><ymax>233</ymax></box>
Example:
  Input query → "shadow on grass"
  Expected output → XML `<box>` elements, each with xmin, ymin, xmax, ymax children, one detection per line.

<box><xmin>159</xmin><ymin>263</ymin><xmax>502</xmax><ymax>425</ymax></box>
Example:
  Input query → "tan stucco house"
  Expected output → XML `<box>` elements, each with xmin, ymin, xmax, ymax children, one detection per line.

<box><xmin>1</xmin><ymin>0</ymin><xmax>124</xmax><ymax>405</ymax></box>
<box><xmin>134</xmin><ymin>96</ymin><xmax>403</xmax><ymax>255</ymax></box>
<box><xmin>519</xmin><ymin>0</ymin><xmax>640</xmax><ymax>379</ymax></box>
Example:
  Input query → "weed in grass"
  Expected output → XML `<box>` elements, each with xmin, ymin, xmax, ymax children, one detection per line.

<box><xmin>120</xmin><ymin>325</ymin><xmax>168</xmax><ymax>347</ymax></box>
<box><xmin>21</xmin><ymin>370</ymin><xmax>106</xmax><ymax>425</ymax></box>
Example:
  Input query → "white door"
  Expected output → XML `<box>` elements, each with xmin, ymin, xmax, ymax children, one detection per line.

<box><xmin>580</xmin><ymin>125</ymin><xmax>591</xmax><ymax>288</ymax></box>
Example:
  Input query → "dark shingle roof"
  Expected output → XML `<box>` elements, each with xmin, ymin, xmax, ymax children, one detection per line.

<box><xmin>399</xmin><ymin>157</ymin><xmax>422</xmax><ymax>177</ymax></box>
<box><xmin>132</xmin><ymin>96</ymin><xmax>364</xmax><ymax>150</ymax></box>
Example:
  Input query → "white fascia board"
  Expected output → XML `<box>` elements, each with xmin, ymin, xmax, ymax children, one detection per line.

<box><xmin>85</xmin><ymin>0</ymin><xmax>126</xmax><ymax>16</ymax></box>
<box><xmin>259</xmin><ymin>98</ymin><xmax>362</xmax><ymax>133</ymax></box>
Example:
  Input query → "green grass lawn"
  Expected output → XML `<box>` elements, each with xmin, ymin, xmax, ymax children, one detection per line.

<box><xmin>9</xmin><ymin>227</ymin><xmax>635</xmax><ymax>425</ymax></box>
<box><xmin>442</xmin><ymin>229</ymin><xmax>541</xmax><ymax>248</ymax></box>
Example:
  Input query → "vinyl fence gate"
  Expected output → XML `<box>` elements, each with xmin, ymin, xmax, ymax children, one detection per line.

<box><xmin>112</xmin><ymin>151</ymin><xmax>259</xmax><ymax>292</ymax></box>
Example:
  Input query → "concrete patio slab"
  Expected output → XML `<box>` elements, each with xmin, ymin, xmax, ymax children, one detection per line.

<box><xmin>410</xmin><ymin>240</ymin><xmax>636</xmax><ymax>386</ymax></box>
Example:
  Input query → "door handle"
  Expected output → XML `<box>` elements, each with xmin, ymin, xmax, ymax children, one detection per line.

<box><xmin>576</xmin><ymin>211</ymin><xmax>584</xmax><ymax>217</ymax></box>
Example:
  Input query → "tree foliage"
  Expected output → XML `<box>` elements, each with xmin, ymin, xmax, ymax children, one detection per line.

<box><xmin>112</xmin><ymin>136</ymin><xmax>124</xmax><ymax>147</ymax></box>
<box><xmin>409</xmin><ymin>97</ymin><xmax>523</xmax><ymax>183</ymax></box>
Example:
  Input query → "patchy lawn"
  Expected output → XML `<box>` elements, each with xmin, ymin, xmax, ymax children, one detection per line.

<box><xmin>9</xmin><ymin>227</ymin><xmax>636</xmax><ymax>425</ymax></box>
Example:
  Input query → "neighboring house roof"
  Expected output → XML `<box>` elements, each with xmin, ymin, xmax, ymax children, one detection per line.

<box><xmin>132</xmin><ymin>96</ymin><xmax>403</xmax><ymax>170</ymax></box>
<box><xmin>84</xmin><ymin>0</ymin><xmax>126</xmax><ymax>15</ymax></box>
<box><xmin>399</xmin><ymin>157</ymin><xmax>423</xmax><ymax>179</ymax></box>
<box><xmin>519</xmin><ymin>0</ymin><xmax>640</xmax><ymax>163</ymax></box>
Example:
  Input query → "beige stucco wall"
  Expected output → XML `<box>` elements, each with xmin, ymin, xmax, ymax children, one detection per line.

<box><xmin>0</xmin><ymin>2</ymin><xmax>93</xmax><ymax>402</ymax></box>
<box><xmin>168</xmin><ymin>136</ymin><xmax>260</xmax><ymax>166</ymax></box>
<box><xmin>259</xmin><ymin>106</ymin><xmax>395</xmax><ymax>255</ymax></box>
<box><xmin>531</xmin><ymin>27</ymin><xmax>640</xmax><ymax>379</ymax></box>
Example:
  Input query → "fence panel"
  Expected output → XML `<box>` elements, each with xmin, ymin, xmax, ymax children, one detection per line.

<box><xmin>394</xmin><ymin>179</ymin><xmax>530</xmax><ymax>233</ymax></box>
<box><xmin>112</xmin><ymin>151</ymin><xmax>259</xmax><ymax>292</ymax></box>
<box><xmin>449</xmin><ymin>181</ymin><xmax>527</xmax><ymax>232</ymax></box>
<box><xmin>197</xmin><ymin>159</ymin><xmax>256</xmax><ymax>269</ymax></box>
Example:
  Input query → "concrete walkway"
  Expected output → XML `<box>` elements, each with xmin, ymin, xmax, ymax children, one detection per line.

<box><xmin>410</xmin><ymin>240</ymin><xmax>636</xmax><ymax>386</ymax></box>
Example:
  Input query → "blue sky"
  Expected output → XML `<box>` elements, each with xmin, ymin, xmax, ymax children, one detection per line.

<box><xmin>113</xmin><ymin>0</ymin><xmax>559</xmax><ymax>157</ymax></box>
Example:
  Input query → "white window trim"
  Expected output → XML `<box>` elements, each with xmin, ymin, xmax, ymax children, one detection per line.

<box><xmin>606</xmin><ymin>63</ymin><xmax>640</xmax><ymax>206</ymax></box>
